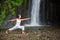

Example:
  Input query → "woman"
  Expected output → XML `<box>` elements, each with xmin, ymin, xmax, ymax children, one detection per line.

<box><xmin>6</xmin><ymin>14</ymin><xmax>30</xmax><ymax>34</ymax></box>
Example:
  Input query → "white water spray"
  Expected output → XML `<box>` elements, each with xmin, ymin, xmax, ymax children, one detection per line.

<box><xmin>31</xmin><ymin>0</ymin><xmax>40</xmax><ymax>25</ymax></box>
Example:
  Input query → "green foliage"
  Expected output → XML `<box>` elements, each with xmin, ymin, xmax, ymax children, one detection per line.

<box><xmin>0</xmin><ymin>0</ymin><xmax>23</xmax><ymax>26</ymax></box>
<box><xmin>24</xmin><ymin>0</ymin><xmax>27</xmax><ymax>9</ymax></box>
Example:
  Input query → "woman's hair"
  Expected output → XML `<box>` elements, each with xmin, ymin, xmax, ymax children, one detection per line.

<box><xmin>16</xmin><ymin>14</ymin><xmax>21</xmax><ymax>18</ymax></box>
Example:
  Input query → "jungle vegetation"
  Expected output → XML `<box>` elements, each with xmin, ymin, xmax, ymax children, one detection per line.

<box><xmin>0</xmin><ymin>0</ymin><xmax>27</xmax><ymax>26</ymax></box>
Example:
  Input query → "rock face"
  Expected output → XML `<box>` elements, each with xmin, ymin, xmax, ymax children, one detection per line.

<box><xmin>1</xmin><ymin>15</ymin><xmax>16</xmax><ymax>28</ymax></box>
<box><xmin>0</xmin><ymin>27</ymin><xmax>60</xmax><ymax>40</ymax></box>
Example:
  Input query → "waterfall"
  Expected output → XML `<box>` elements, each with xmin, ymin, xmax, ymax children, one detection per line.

<box><xmin>31</xmin><ymin>0</ymin><xmax>40</xmax><ymax>25</ymax></box>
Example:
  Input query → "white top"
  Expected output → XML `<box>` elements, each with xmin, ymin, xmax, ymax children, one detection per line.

<box><xmin>15</xmin><ymin>19</ymin><xmax>21</xmax><ymax>25</ymax></box>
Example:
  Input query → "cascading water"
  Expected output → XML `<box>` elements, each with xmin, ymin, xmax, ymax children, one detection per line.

<box><xmin>25</xmin><ymin>0</ymin><xmax>41</xmax><ymax>26</ymax></box>
<box><xmin>31</xmin><ymin>0</ymin><xmax>40</xmax><ymax>25</ymax></box>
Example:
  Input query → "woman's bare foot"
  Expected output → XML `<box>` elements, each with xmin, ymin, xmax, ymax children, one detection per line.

<box><xmin>22</xmin><ymin>30</ymin><xmax>26</xmax><ymax>35</ymax></box>
<box><xmin>6</xmin><ymin>30</ymin><xmax>9</xmax><ymax>34</ymax></box>
<box><xmin>22</xmin><ymin>31</ymin><xmax>26</xmax><ymax>35</ymax></box>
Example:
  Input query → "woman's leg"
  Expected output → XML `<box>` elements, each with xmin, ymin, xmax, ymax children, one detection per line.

<box><xmin>19</xmin><ymin>26</ymin><xmax>25</xmax><ymax>34</ymax></box>
<box><xmin>21</xmin><ymin>26</ymin><xmax>25</xmax><ymax>34</ymax></box>
<box><xmin>6</xmin><ymin>25</ymin><xmax>17</xmax><ymax>34</ymax></box>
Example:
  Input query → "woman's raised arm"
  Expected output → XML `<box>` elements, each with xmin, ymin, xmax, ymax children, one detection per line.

<box><xmin>21</xmin><ymin>18</ymin><xmax>30</xmax><ymax>21</ymax></box>
<box><xmin>8</xmin><ymin>19</ymin><xmax>16</xmax><ymax>22</ymax></box>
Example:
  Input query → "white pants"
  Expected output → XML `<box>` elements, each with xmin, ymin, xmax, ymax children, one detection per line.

<box><xmin>8</xmin><ymin>25</ymin><xmax>25</xmax><ymax>31</ymax></box>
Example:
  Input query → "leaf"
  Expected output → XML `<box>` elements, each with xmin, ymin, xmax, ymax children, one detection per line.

<box><xmin>10</xmin><ymin>8</ymin><xmax>15</xmax><ymax>15</ymax></box>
